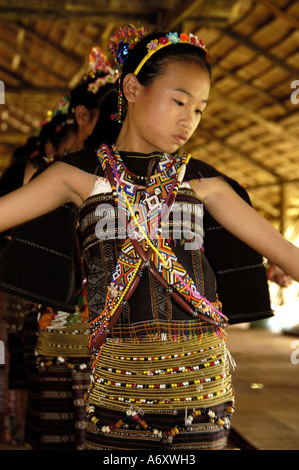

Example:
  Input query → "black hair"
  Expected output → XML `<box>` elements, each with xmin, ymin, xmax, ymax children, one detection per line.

<box><xmin>120</xmin><ymin>32</ymin><xmax>212</xmax><ymax>120</ymax></box>
<box><xmin>68</xmin><ymin>77</ymin><xmax>117</xmax><ymax>128</ymax></box>
<box><xmin>37</xmin><ymin>113</ymin><xmax>75</xmax><ymax>158</ymax></box>
<box><xmin>68</xmin><ymin>75</ymin><xmax>106</xmax><ymax>112</ymax></box>
<box><xmin>84</xmin><ymin>86</ymin><xmax>120</xmax><ymax>149</ymax></box>
<box><xmin>67</xmin><ymin>70</ymin><xmax>121</xmax><ymax>149</ymax></box>
<box><xmin>12</xmin><ymin>115</ymin><xmax>75</xmax><ymax>167</ymax></box>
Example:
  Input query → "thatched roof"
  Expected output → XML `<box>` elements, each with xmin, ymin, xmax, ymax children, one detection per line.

<box><xmin>1</xmin><ymin>0</ymin><xmax>299</xmax><ymax>235</ymax></box>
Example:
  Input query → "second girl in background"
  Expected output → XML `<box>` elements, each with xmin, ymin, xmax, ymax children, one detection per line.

<box><xmin>0</xmin><ymin>46</ymin><xmax>119</xmax><ymax>450</ymax></box>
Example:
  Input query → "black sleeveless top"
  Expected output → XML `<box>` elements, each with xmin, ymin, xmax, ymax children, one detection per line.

<box><xmin>0</xmin><ymin>147</ymin><xmax>272</xmax><ymax>323</ymax></box>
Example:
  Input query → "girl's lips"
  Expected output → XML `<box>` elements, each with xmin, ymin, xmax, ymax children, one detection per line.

<box><xmin>173</xmin><ymin>135</ymin><xmax>187</xmax><ymax>146</ymax></box>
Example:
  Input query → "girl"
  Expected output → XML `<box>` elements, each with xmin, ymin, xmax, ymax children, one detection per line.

<box><xmin>0</xmin><ymin>27</ymin><xmax>299</xmax><ymax>450</ymax></box>
<box><xmin>0</xmin><ymin>112</ymin><xmax>76</xmax><ymax>447</ymax></box>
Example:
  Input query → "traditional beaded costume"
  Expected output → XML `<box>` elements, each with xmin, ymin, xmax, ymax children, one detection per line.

<box><xmin>63</xmin><ymin>26</ymin><xmax>271</xmax><ymax>449</ymax></box>
<box><xmin>61</xmin><ymin>143</ymin><xmax>272</xmax><ymax>450</ymax></box>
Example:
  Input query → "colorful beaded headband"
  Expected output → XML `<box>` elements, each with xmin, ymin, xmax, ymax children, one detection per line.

<box><xmin>134</xmin><ymin>32</ymin><xmax>209</xmax><ymax>76</ymax></box>
<box><xmin>86</xmin><ymin>45</ymin><xmax>119</xmax><ymax>94</ymax></box>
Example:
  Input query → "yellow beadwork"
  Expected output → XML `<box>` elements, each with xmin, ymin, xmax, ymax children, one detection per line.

<box><xmin>133</xmin><ymin>33</ymin><xmax>209</xmax><ymax>76</ymax></box>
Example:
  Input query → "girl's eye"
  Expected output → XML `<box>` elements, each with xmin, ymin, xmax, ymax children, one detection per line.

<box><xmin>195</xmin><ymin>109</ymin><xmax>203</xmax><ymax>115</ymax></box>
<box><xmin>174</xmin><ymin>99</ymin><xmax>185</xmax><ymax>107</ymax></box>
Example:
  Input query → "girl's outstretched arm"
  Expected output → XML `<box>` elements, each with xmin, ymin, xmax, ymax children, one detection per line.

<box><xmin>0</xmin><ymin>161</ymin><xmax>96</xmax><ymax>233</ymax></box>
<box><xmin>191</xmin><ymin>176</ymin><xmax>299</xmax><ymax>283</ymax></box>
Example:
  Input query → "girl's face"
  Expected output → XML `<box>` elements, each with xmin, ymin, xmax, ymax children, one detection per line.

<box><xmin>122</xmin><ymin>61</ymin><xmax>210</xmax><ymax>154</ymax></box>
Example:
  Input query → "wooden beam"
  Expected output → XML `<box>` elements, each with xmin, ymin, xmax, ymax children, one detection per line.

<box><xmin>210</xmin><ymin>88</ymin><xmax>299</xmax><ymax>149</ymax></box>
<box><xmin>99</xmin><ymin>22</ymin><xmax>117</xmax><ymax>56</ymax></box>
<box><xmin>247</xmin><ymin>191</ymin><xmax>281</xmax><ymax>219</ymax></box>
<box><xmin>193</xmin><ymin>127</ymin><xmax>282</xmax><ymax>182</ymax></box>
<box><xmin>69</xmin><ymin>21</ymin><xmax>116</xmax><ymax>88</ymax></box>
<box><xmin>214</xmin><ymin>63</ymin><xmax>289</xmax><ymax>110</ymax></box>
<box><xmin>191</xmin><ymin>130</ymin><xmax>281</xmax><ymax>218</ymax></box>
<box><xmin>0</xmin><ymin>0</ymin><xmax>240</xmax><ymax>28</ymax></box>
<box><xmin>0</xmin><ymin>9</ymin><xmax>154</xmax><ymax>25</ymax></box>
<box><xmin>5</xmin><ymin>86</ymin><xmax>68</xmax><ymax>95</ymax></box>
<box><xmin>221</xmin><ymin>28</ymin><xmax>299</xmax><ymax>79</ymax></box>
<box><xmin>0</xmin><ymin>64</ymin><xmax>30</xmax><ymax>86</ymax></box>
<box><xmin>0</xmin><ymin>37</ymin><xmax>69</xmax><ymax>85</ymax></box>
<box><xmin>160</xmin><ymin>0</ymin><xmax>205</xmax><ymax>30</ymax></box>
<box><xmin>4</xmin><ymin>87</ymin><xmax>68</xmax><ymax>105</ymax></box>
<box><xmin>254</xmin><ymin>0</ymin><xmax>299</xmax><ymax>30</ymax></box>
<box><xmin>17</xmin><ymin>21</ymin><xmax>83</xmax><ymax>66</ymax></box>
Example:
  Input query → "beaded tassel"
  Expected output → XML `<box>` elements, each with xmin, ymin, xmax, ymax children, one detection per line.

<box><xmin>110</xmin><ymin>79</ymin><xmax>123</xmax><ymax>123</ymax></box>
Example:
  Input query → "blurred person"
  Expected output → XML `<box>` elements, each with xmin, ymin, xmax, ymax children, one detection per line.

<box><xmin>0</xmin><ymin>46</ymin><xmax>119</xmax><ymax>450</ymax></box>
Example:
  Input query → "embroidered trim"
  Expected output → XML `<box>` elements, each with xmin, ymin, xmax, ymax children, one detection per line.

<box><xmin>217</xmin><ymin>263</ymin><xmax>264</xmax><ymax>274</ymax></box>
<box><xmin>10</xmin><ymin>237</ymin><xmax>73</xmax><ymax>260</ymax></box>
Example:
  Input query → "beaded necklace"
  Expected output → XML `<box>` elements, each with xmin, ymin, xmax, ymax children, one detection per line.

<box><xmin>89</xmin><ymin>144</ymin><xmax>228</xmax><ymax>357</ymax></box>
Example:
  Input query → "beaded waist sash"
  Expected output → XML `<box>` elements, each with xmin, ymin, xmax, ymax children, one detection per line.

<box><xmin>36</xmin><ymin>323</ymin><xmax>90</xmax><ymax>357</ymax></box>
<box><xmin>87</xmin><ymin>324</ymin><xmax>233</xmax><ymax>412</ymax></box>
<box><xmin>36</xmin><ymin>287</ymin><xmax>90</xmax><ymax>357</ymax></box>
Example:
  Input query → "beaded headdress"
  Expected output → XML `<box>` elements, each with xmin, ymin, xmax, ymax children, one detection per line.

<box><xmin>108</xmin><ymin>25</ymin><xmax>210</xmax><ymax>123</ymax></box>
<box><xmin>108</xmin><ymin>24</ymin><xmax>147</xmax><ymax>122</ymax></box>
<box><xmin>109</xmin><ymin>24</ymin><xmax>147</xmax><ymax>72</ymax></box>
<box><xmin>86</xmin><ymin>45</ymin><xmax>119</xmax><ymax>94</ymax></box>
<box><xmin>39</xmin><ymin>93</ymin><xmax>72</xmax><ymax>135</ymax></box>
<box><xmin>134</xmin><ymin>32</ymin><xmax>209</xmax><ymax>75</ymax></box>
<box><xmin>52</xmin><ymin>94</ymin><xmax>71</xmax><ymax>116</ymax></box>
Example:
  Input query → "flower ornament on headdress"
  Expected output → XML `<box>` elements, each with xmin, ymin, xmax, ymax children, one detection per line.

<box><xmin>86</xmin><ymin>45</ymin><xmax>119</xmax><ymax>94</ymax></box>
<box><xmin>37</xmin><ymin>93</ymin><xmax>72</xmax><ymax>136</ymax></box>
<box><xmin>52</xmin><ymin>94</ymin><xmax>71</xmax><ymax>117</ymax></box>
<box><xmin>88</xmin><ymin>45</ymin><xmax>111</xmax><ymax>77</ymax></box>
<box><xmin>109</xmin><ymin>24</ymin><xmax>147</xmax><ymax>71</ymax></box>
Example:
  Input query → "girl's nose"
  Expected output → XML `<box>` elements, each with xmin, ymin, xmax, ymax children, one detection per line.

<box><xmin>181</xmin><ymin>121</ymin><xmax>192</xmax><ymax>130</ymax></box>
<box><xmin>179</xmin><ymin>108</ymin><xmax>195</xmax><ymax>130</ymax></box>
<box><xmin>180</xmin><ymin>116</ymin><xmax>193</xmax><ymax>132</ymax></box>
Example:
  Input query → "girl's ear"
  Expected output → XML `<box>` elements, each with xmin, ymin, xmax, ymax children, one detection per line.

<box><xmin>122</xmin><ymin>73</ymin><xmax>141</xmax><ymax>103</ymax></box>
<box><xmin>75</xmin><ymin>105</ymin><xmax>90</xmax><ymax>126</ymax></box>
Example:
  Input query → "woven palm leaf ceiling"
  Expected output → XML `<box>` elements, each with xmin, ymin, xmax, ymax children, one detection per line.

<box><xmin>0</xmin><ymin>0</ymin><xmax>299</xmax><ymax>236</ymax></box>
